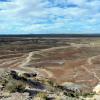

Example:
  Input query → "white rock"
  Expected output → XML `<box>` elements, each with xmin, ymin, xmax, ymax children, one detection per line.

<box><xmin>93</xmin><ymin>84</ymin><xmax>100</xmax><ymax>94</ymax></box>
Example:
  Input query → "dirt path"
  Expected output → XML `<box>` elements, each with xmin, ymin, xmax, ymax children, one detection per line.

<box><xmin>18</xmin><ymin>51</ymin><xmax>54</xmax><ymax>78</ymax></box>
<box><xmin>85</xmin><ymin>56</ymin><xmax>100</xmax><ymax>81</ymax></box>
<box><xmin>18</xmin><ymin>46</ymin><xmax>80</xmax><ymax>68</ymax></box>
<box><xmin>40</xmin><ymin>69</ymin><xmax>53</xmax><ymax>78</ymax></box>
<box><xmin>81</xmin><ymin>65</ymin><xmax>100</xmax><ymax>82</ymax></box>
<box><xmin>87</xmin><ymin>56</ymin><xmax>97</xmax><ymax>65</ymax></box>
<box><xmin>0</xmin><ymin>55</ymin><xmax>26</xmax><ymax>68</ymax></box>
<box><xmin>19</xmin><ymin>52</ymin><xmax>33</xmax><ymax>67</ymax></box>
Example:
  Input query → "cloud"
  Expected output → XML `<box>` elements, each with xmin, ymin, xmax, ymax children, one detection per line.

<box><xmin>0</xmin><ymin>0</ymin><xmax>100</xmax><ymax>34</ymax></box>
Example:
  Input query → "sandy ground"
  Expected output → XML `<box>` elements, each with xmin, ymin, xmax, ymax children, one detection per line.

<box><xmin>1</xmin><ymin>44</ymin><xmax>100</xmax><ymax>92</ymax></box>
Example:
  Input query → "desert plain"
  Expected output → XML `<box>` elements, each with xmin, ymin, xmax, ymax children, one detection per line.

<box><xmin>0</xmin><ymin>37</ymin><xmax>100</xmax><ymax>92</ymax></box>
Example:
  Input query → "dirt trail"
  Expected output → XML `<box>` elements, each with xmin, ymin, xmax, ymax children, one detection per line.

<box><xmin>18</xmin><ymin>51</ymin><xmax>53</xmax><ymax>78</ymax></box>
<box><xmin>18</xmin><ymin>47</ymin><xmax>100</xmax><ymax>81</ymax></box>
<box><xmin>87</xmin><ymin>56</ymin><xmax>97</xmax><ymax>65</ymax></box>
<box><xmin>19</xmin><ymin>52</ymin><xmax>33</xmax><ymax>67</ymax></box>
<box><xmin>40</xmin><ymin>69</ymin><xmax>53</xmax><ymax>78</ymax></box>
<box><xmin>19</xmin><ymin>46</ymin><xmax>79</xmax><ymax>68</ymax></box>
<box><xmin>0</xmin><ymin>55</ymin><xmax>26</xmax><ymax>68</ymax></box>
<box><xmin>81</xmin><ymin>56</ymin><xmax>100</xmax><ymax>82</ymax></box>
<box><xmin>81</xmin><ymin>65</ymin><xmax>100</xmax><ymax>81</ymax></box>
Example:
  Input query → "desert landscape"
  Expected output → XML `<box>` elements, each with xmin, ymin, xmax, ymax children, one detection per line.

<box><xmin>0</xmin><ymin>36</ymin><xmax>100</xmax><ymax>100</ymax></box>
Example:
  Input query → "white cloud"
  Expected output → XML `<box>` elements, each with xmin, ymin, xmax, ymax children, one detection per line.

<box><xmin>0</xmin><ymin>0</ymin><xmax>100</xmax><ymax>34</ymax></box>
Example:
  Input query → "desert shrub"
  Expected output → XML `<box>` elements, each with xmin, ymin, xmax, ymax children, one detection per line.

<box><xmin>47</xmin><ymin>80</ymin><xmax>54</xmax><ymax>86</ymax></box>
<box><xmin>0</xmin><ymin>71</ymin><xmax>13</xmax><ymax>87</ymax></box>
<box><xmin>36</xmin><ymin>92</ymin><xmax>48</xmax><ymax>100</ymax></box>
<box><xmin>41</xmin><ymin>78</ymin><xmax>55</xmax><ymax>86</ymax></box>
<box><xmin>4</xmin><ymin>80</ymin><xmax>26</xmax><ymax>93</ymax></box>
<box><xmin>63</xmin><ymin>90</ymin><xmax>80</xmax><ymax>98</ymax></box>
<box><xmin>82</xmin><ymin>92</ymin><xmax>95</xmax><ymax>98</ymax></box>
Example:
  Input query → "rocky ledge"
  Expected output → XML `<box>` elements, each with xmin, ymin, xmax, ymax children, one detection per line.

<box><xmin>0</xmin><ymin>69</ymin><xmax>99</xmax><ymax>100</ymax></box>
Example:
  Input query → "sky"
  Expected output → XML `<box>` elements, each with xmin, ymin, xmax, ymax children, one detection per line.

<box><xmin>0</xmin><ymin>0</ymin><xmax>100</xmax><ymax>34</ymax></box>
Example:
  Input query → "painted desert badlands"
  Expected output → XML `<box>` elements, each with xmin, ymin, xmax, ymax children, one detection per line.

<box><xmin>0</xmin><ymin>37</ymin><xmax>100</xmax><ymax>100</ymax></box>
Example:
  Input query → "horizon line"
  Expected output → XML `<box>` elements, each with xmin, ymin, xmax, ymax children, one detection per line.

<box><xmin>0</xmin><ymin>33</ymin><xmax>100</xmax><ymax>37</ymax></box>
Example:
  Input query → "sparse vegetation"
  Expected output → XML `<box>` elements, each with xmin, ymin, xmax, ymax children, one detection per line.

<box><xmin>0</xmin><ymin>37</ymin><xmax>100</xmax><ymax>100</ymax></box>
<box><xmin>36</xmin><ymin>92</ymin><xmax>48</xmax><ymax>100</ymax></box>
<box><xmin>0</xmin><ymin>70</ymin><xmax>26</xmax><ymax>93</ymax></box>
<box><xmin>0</xmin><ymin>70</ymin><xmax>87</xmax><ymax>100</ymax></box>
<box><xmin>5</xmin><ymin>80</ymin><xmax>26</xmax><ymax>93</ymax></box>
<box><xmin>82</xmin><ymin>92</ymin><xmax>95</xmax><ymax>98</ymax></box>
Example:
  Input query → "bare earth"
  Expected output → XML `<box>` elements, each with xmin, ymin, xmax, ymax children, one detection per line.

<box><xmin>1</xmin><ymin>37</ymin><xmax>100</xmax><ymax>92</ymax></box>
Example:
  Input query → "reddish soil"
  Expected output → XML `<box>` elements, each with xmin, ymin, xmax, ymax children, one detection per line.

<box><xmin>1</xmin><ymin>37</ymin><xmax>100</xmax><ymax>91</ymax></box>
<box><xmin>29</xmin><ymin>46</ymin><xmax>100</xmax><ymax>90</ymax></box>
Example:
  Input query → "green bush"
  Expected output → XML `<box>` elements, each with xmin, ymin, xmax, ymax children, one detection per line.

<box><xmin>5</xmin><ymin>80</ymin><xmax>26</xmax><ymax>93</ymax></box>
<box><xmin>82</xmin><ymin>92</ymin><xmax>95</xmax><ymax>98</ymax></box>
<box><xmin>0</xmin><ymin>70</ymin><xmax>19</xmax><ymax>86</ymax></box>
<box><xmin>36</xmin><ymin>92</ymin><xmax>48</xmax><ymax>100</ymax></box>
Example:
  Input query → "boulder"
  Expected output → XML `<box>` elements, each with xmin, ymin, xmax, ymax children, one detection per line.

<box><xmin>23</xmin><ymin>73</ymin><xmax>37</xmax><ymax>78</ymax></box>
<box><xmin>93</xmin><ymin>84</ymin><xmax>100</xmax><ymax>94</ymax></box>
<box><xmin>61</xmin><ymin>82</ymin><xmax>89</xmax><ymax>94</ymax></box>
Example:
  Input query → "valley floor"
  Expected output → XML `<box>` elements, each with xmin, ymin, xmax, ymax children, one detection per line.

<box><xmin>0</xmin><ymin>37</ymin><xmax>100</xmax><ymax>99</ymax></box>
